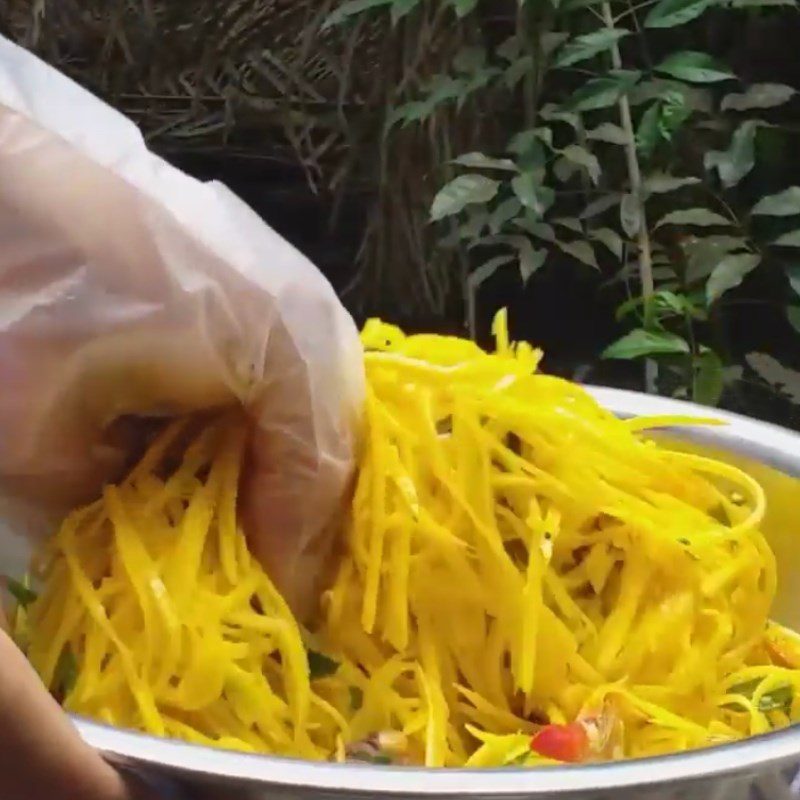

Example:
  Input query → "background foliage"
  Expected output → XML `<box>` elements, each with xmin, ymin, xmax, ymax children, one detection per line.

<box><xmin>3</xmin><ymin>0</ymin><xmax>800</xmax><ymax>424</ymax></box>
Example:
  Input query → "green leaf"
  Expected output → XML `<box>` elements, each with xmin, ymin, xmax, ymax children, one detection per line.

<box><xmin>656</xmin><ymin>208</ymin><xmax>732</xmax><ymax>228</ymax></box>
<box><xmin>706</xmin><ymin>253</ymin><xmax>762</xmax><ymax>303</ymax></box>
<box><xmin>555</xmin><ymin>240</ymin><xmax>598</xmax><ymax>269</ymax></box>
<box><xmin>560</xmin><ymin>144</ymin><xmax>602</xmax><ymax>185</ymax></box>
<box><xmin>509</xmin><ymin>128</ymin><xmax>553</xmax><ymax>154</ymax></box>
<box><xmin>452</xmin><ymin>152</ymin><xmax>518</xmax><ymax>171</ymax></box>
<box><xmin>54</xmin><ymin>646</ymin><xmax>78</xmax><ymax>699</ymax></box>
<box><xmin>726</xmin><ymin>679</ymin><xmax>794</xmax><ymax>712</ymax></box>
<box><xmin>752</xmin><ymin>187</ymin><xmax>800</xmax><ymax>217</ymax></box>
<box><xmin>693</xmin><ymin>350</ymin><xmax>724</xmax><ymax>406</ymax></box>
<box><xmin>349</xmin><ymin>686</ymin><xmax>364</xmax><ymax>710</ymax></box>
<box><xmin>747</xmin><ymin>353</ymin><xmax>800</xmax><ymax>404</ymax></box>
<box><xmin>787</xmin><ymin>306</ymin><xmax>800</xmax><ymax>334</ymax></box>
<box><xmin>722</xmin><ymin>83</ymin><xmax>795</xmax><ymax>112</ymax></box>
<box><xmin>730</xmin><ymin>0</ymin><xmax>797</xmax><ymax>7</ymax></box>
<box><xmin>704</xmin><ymin>121</ymin><xmax>758</xmax><ymax>189</ymax></box>
<box><xmin>655</xmin><ymin>52</ymin><xmax>734</xmax><ymax>84</ymax></box>
<box><xmin>774</xmin><ymin>230</ymin><xmax>800</xmax><ymax>248</ymax></box>
<box><xmin>590</xmin><ymin>227</ymin><xmax>624</xmax><ymax>259</ymax></box>
<box><xmin>554</xmin><ymin>28</ymin><xmax>630</xmax><ymax>68</ymax></box>
<box><xmin>553</xmin><ymin>217</ymin><xmax>583</xmax><ymax>233</ymax></box>
<box><xmin>4</xmin><ymin>576</ymin><xmax>37</xmax><ymax>608</ymax></box>
<box><xmin>513</xmin><ymin>218</ymin><xmax>556</xmax><ymax>242</ymax></box>
<box><xmin>511</xmin><ymin>173</ymin><xmax>554</xmax><ymax>216</ymax></box>
<box><xmin>645</xmin><ymin>0</ymin><xmax>714</xmax><ymax>27</ymax></box>
<box><xmin>461</xmin><ymin>207</ymin><xmax>490</xmax><ymax>240</ymax></box>
<box><xmin>431</xmin><ymin>175</ymin><xmax>500</xmax><ymax>221</ymax></box>
<box><xmin>644</xmin><ymin>173</ymin><xmax>701</xmax><ymax>194</ymax></box>
<box><xmin>585</xmin><ymin>123</ymin><xmax>629</xmax><ymax>145</ymax></box>
<box><xmin>391</xmin><ymin>0</ymin><xmax>421</xmax><ymax>23</ymax></box>
<box><xmin>518</xmin><ymin>244</ymin><xmax>548</xmax><ymax>282</ymax></box>
<box><xmin>308</xmin><ymin>650</ymin><xmax>340</xmax><ymax>679</ymax></box>
<box><xmin>603</xmin><ymin>329</ymin><xmax>690</xmax><ymax>359</ymax></box>
<box><xmin>684</xmin><ymin>235</ymin><xmax>750</xmax><ymax>283</ymax></box>
<box><xmin>469</xmin><ymin>255</ymin><xmax>516</xmax><ymax>288</ymax></box>
<box><xmin>567</xmin><ymin>70</ymin><xmax>642</xmax><ymax>112</ymax></box>
<box><xmin>497</xmin><ymin>35</ymin><xmax>522</xmax><ymax>63</ymax></box>
<box><xmin>785</xmin><ymin>264</ymin><xmax>800</xmax><ymax>297</ymax></box>
<box><xmin>505</xmin><ymin>56</ymin><xmax>534</xmax><ymax>89</ymax></box>
<box><xmin>450</xmin><ymin>0</ymin><xmax>479</xmax><ymax>15</ymax></box>
<box><xmin>636</xmin><ymin>102</ymin><xmax>663</xmax><ymax>159</ymax></box>
<box><xmin>581</xmin><ymin>193</ymin><xmax>622</xmax><ymax>219</ymax></box>
<box><xmin>322</xmin><ymin>0</ymin><xmax>393</xmax><ymax>29</ymax></box>
<box><xmin>490</xmin><ymin>198</ymin><xmax>523</xmax><ymax>234</ymax></box>
<box><xmin>540</xmin><ymin>104</ymin><xmax>581</xmax><ymax>129</ymax></box>
<box><xmin>620</xmin><ymin>193</ymin><xmax>642</xmax><ymax>238</ymax></box>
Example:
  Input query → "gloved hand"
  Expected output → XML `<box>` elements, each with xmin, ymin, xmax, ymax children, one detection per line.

<box><xmin>0</xmin><ymin>35</ymin><xmax>363</xmax><ymax>800</ymax></box>
<box><xmin>0</xmin><ymin>36</ymin><xmax>364</xmax><ymax>619</ymax></box>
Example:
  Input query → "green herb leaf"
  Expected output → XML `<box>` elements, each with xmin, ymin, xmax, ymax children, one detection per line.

<box><xmin>469</xmin><ymin>255</ymin><xmax>516</xmax><ymax>289</ymax></box>
<box><xmin>555</xmin><ymin>239</ymin><xmax>598</xmax><ymax>270</ymax></box>
<box><xmin>560</xmin><ymin>144</ymin><xmax>601</xmax><ymax>184</ymax></box>
<box><xmin>553</xmin><ymin>28</ymin><xmax>630</xmax><ymax>68</ymax></box>
<box><xmin>655</xmin><ymin>52</ymin><xmax>734</xmax><ymax>84</ymax></box>
<box><xmin>322</xmin><ymin>0</ymin><xmax>394</xmax><ymax>29</ymax></box>
<box><xmin>788</xmin><ymin>306</ymin><xmax>800</xmax><ymax>334</ymax></box>
<box><xmin>451</xmin><ymin>153</ymin><xmax>518</xmax><ymax>172</ymax></box>
<box><xmin>774</xmin><ymin>230</ymin><xmax>800</xmax><ymax>248</ymax></box>
<box><xmin>511</xmin><ymin>173</ymin><xmax>554</xmax><ymax>216</ymax></box>
<box><xmin>603</xmin><ymin>329</ymin><xmax>690</xmax><ymax>359</ymax></box>
<box><xmin>705</xmin><ymin>121</ymin><xmax>758</xmax><ymax>189</ymax></box>
<box><xmin>644</xmin><ymin>173</ymin><xmax>700</xmax><ymax>194</ymax></box>
<box><xmin>706</xmin><ymin>253</ymin><xmax>762</xmax><ymax>303</ymax></box>
<box><xmin>722</xmin><ymin>83</ymin><xmax>795</xmax><ymax>112</ymax></box>
<box><xmin>727</xmin><ymin>679</ymin><xmax>793</xmax><ymax>712</ymax></box>
<box><xmin>636</xmin><ymin>102</ymin><xmax>663</xmax><ymax>159</ymax></box>
<box><xmin>4</xmin><ymin>577</ymin><xmax>37</xmax><ymax>608</ymax></box>
<box><xmin>449</xmin><ymin>0</ymin><xmax>479</xmax><ymax>15</ymax></box>
<box><xmin>567</xmin><ymin>70</ymin><xmax>642</xmax><ymax>112</ymax></box>
<box><xmin>645</xmin><ymin>0</ymin><xmax>714</xmax><ymax>27</ymax></box>
<box><xmin>390</xmin><ymin>0</ymin><xmax>421</xmax><ymax>23</ymax></box>
<box><xmin>620</xmin><ymin>193</ymin><xmax>642</xmax><ymax>237</ymax></box>
<box><xmin>746</xmin><ymin>353</ymin><xmax>800</xmax><ymax>404</ymax></box>
<box><xmin>585</xmin><ymin>122</ymin><xmax>629</xmax><ymax>145</ymax></box>
<box><xmin>752</xmin><ymin>187</ymin><xmax>800</xmax><ymax>217</ymax></box>
<box><xmin>308</xmin><ymin>650</ymin><xmax>340</xmax><ymax>679</ymax></box>
<box><xmin>54</xmin><ymin>647</ymin><xmax>78</xmax><ymax>699</ymax></box>
<box><xmin>693</xmin><ymin>350</ymin><xmax>724</xmax><ymax>406</ymax></box>
<box><xmin>786</xmin><ymin>264</ymin><xmax>800</xmax><ymax>298</ymax></box>
<box><xmin>431</xmin><ymin>175</ymin><xmax>500</xmax><ymax>221</ymax></box>
<box><xmin>656</xmin><ymin>208</ymin><xmax>731</xmax><ymax>228</ymax></box>
<box><xmin>490</xmin><ymin>198</ymin><xmax>523</xmax><ymax>234</ymax></box>
<box><xmin>590</xmin><ymin>227</ymin><xmax>624</xmax><ymax>259</ymax></box>
<box><xmin>349</xmin><ymin>686</ymin><xmax>364</xmax><ymax>710</ymax></box>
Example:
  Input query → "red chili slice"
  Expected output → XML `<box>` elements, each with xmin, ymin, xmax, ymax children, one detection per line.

<box><xmin>530</xmin><ymin>722</ymin><xmax>589</xmax><ymax>763</ymax></box>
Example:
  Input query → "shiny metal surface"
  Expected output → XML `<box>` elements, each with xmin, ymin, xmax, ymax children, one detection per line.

<box><xmin>57</xmin><ymin>389</ymin><xmax>800</xmax><ymax>796</ymax></box>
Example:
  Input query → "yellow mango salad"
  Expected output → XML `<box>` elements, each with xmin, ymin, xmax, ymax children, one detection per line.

<box><xmin>13</xmin><ymin>312</ymin><xmax>800</xmax><ymax>767</ymax></box>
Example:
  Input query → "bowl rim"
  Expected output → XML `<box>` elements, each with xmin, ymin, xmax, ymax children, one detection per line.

<box><xmin>73</xmin><ymin>387</ymin><xmax>800</xmax><ymax>794</ymax></box>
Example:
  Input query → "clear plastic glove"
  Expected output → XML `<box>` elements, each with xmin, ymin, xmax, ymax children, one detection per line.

<box><xmin>0</xmin><ymin>36</ymin><xmax>365</xmax><ymax>621</ymax></box>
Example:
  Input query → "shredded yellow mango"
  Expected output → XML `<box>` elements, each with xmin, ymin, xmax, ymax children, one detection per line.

<box><xmin>18</xmin><ymin>314</ymin><xmax>800</xmax><ymax>767</ymax></box>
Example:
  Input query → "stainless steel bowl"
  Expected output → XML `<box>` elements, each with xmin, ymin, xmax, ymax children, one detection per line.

<box><xmin>22</xmin><ymin>388</ymin><xmax>800</xmax><ymax>799</ymax></box>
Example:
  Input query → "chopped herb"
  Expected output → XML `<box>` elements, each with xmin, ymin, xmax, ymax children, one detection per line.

<box><xmin>4</xmin><ymin>576</ymin><xmax>37</xmax><ymax>608</ymax></box>
<box><xmin>53</xmin><ymin>647</ymin><xmax>78</xmax><ymax>699</ymax></box>
<box><xmin>307</xmin><ymin>649</ymin><xmax>339</xmax><ymax>679</ymax></box>
<box><xmin>677</xmin><ymin>538</ymin><xmax>690</xmax><ymax>546</ymax></box>
<box><xmin>349</xmin><ymin>686</ymin><xmax>364</xmax><ymax>710</ymax></box>
<box><xmin>726</xmin><ymin>679</ymin><xmax>793</xmax><ymax>713</ymax></box>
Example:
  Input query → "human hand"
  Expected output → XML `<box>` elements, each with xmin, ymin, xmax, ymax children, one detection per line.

<box><xmin>0</xmin><ymin>36</ymin><xmax>364</xmax><ymax>621</ymax></box>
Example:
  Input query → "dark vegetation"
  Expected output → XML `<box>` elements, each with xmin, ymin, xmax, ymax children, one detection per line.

<box><xmin>3</xmin><ymin>0</ymin><xmax>800</xmax><ymax>426</ymax></box>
